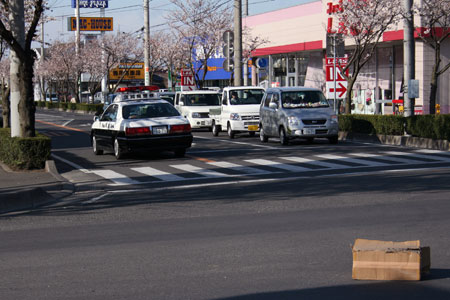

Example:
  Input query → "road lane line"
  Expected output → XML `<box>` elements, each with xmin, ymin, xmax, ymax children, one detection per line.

<box><xmin>62</xmin><ymin>119</ymin><xmax>74</xmax><ymax>126</ymax></box>
<box><xmin>194</xmin><ymin>135</ymin><xmax>278</xmax><ymax>149</ymax></box>
<box><xmin>37</xmin><ymin>119</ymin><xmax>88</xmax><ymax>133</ymax></box>
<box><xmin>51</xmin><ymin>153</ymin><xmax>91</xmax><ymax>173</ymax></box>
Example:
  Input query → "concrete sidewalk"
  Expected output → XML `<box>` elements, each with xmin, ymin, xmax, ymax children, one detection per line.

<box><xmin>0</xmin><ymin>161</ymin><xmax>74</xmax><ymax>214</ymax></box>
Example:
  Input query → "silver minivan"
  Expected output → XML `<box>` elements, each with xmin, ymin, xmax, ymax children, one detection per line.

<box><xmin>259</xmin><ymin>87</ymin><xmax>339</xmax><ymax>145</ymax></box>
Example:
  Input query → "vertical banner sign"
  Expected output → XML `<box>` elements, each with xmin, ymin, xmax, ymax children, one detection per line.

<box><xmin>325</xmin><ymin>56</ymin><xmax>348</xmax><ymax>99</ymax></box>
<box><xmin>180</xmin><ymin>69</ymin><xmax>196</xmax><ymax>91</ymax></box>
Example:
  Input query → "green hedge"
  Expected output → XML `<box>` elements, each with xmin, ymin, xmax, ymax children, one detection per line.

<box><xmin>339</xmin><ymin>114</ymin><xmax>405</xmax><ymax>136</ymax></box>
<box><xmin>0</xmin><ymin>128</ymin><xmax>51</xmax><ymax>170</ymax></box>
<box><xmin>405</xmin><ymin>114</ymin><xmax>450</xmax><ymax>141</ymax></box>
<box><xmin>35</xmin><ymin>101</ymin><xmax>103</xmax><ymax>114</ymax></box>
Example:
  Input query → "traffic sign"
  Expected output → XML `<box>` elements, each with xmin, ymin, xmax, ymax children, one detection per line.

<box><xmin>181</xmin><ymin>69</ymin><xmax>196</xmax><ymax>91</ymax></box>
<box><xmin>325</xmin><ymin>56</ymin><xmax>348</xmax><ymax>99</ymax></box>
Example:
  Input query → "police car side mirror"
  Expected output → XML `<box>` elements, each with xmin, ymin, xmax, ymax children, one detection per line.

<box><xmin>93</xmin><ymin>116</ymin><xmax>100</xmax><ymax>122</ymax></box>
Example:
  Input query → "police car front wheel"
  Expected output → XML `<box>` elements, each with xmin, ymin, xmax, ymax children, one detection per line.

<box><xmin>114</xmin><ymin>138</ymin><xmax>124</xmax><ymax>159</ymax></box>
<box><xmin>92</xmin><ymin>135</ymin><xmax>103</xmax><ymax>155</ymax></box>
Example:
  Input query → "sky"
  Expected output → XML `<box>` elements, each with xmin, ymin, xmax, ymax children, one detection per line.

<box><xmin>43</xmin><ymin>0</ymin><xmax>314</xmax><ymax>44</ymax></box>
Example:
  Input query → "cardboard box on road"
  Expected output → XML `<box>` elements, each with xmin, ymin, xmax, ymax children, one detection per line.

<box><xmin>352</xmin><ymin>239</ymin><xmax>430</xmax><ymax>281</ymax></box>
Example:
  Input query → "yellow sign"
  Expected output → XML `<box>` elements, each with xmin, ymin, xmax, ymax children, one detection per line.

<box><xmin>68</xmin><ymin>17</ymin><xmax>113</xmax><ymax>31</ymax></box>
<box><xmin>109</xmin><ymin>63</ymin><xmax>144</xmax><ymax>81</ymax></box>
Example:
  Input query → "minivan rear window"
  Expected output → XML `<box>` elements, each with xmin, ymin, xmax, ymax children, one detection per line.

<box><xmin>281</xmin><ymin>91</ymin><xmax>329</xmax><ymax>108</ymax></box>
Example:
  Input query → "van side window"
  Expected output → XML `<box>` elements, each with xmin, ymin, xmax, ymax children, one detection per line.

<box><xmin>270</xmin><ymin>93</ymin><xmax>279</xmax><ymax>108</ymax></box>
<box><xmin>263</xmin><ymin>93</ymin><xmax>272</xmax><ymax>107</ymax></box>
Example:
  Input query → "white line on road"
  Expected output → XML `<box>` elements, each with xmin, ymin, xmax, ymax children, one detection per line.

<box><xmin>194</xmin><ymin>135</ymin><xmax>278</xmax><ymax>149</ymax></box>
<box><xmin>51</xmin><ymin>153</ymin><xmax>91</xmax><ymax>173</ymax></box>
<box><xmin>62</xmin><ymin>119</ymin><xmax>74</xmax><ymax>126</ymax></box>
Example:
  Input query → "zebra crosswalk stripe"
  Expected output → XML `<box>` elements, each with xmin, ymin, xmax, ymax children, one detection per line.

<box><xmin>132</xmin><ymin>166</ymin><xmax>184</xmax><ymax>181</ymax></box>
<box><xmin>315</xmin><ymin>154</ymin><xmax>388</xmax><ymax>167</ymax></box>
<box><xmin>245</xmin><ymin>158</ymin><xmax>312</xmax><ymax>172</ymax></box>
<box><xmin>351</xmin><ymin>153</ymin><xmax>418</xmax><ymax>164</ymax></box>
<box><xmin>383</xmin><ymin>151</ymin><xmax>450</xmax><ymax>162</ymax></box>
<box><xmin>170</xmin><ymin>164</ymin><xmax>229</xmax><ymax>178</ymax></box>
<box><xmin>207</xmin><ymin>161</ymin><xmax>270</xmax><ymax>174</ymax></box>
<box><xmin>91</xmin><ymin>170</ymin><xmax>141</xmax><ymax>186</ymax></box>
<box><xmin>279</xmin><ymin>156</ymin><xmax>346</xmax><ymax>169</ymax></box>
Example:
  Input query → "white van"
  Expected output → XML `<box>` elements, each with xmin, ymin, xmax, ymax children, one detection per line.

<box><xmin>174</xmin><ymin>90</ymin><xmax>221</xmax><ymax>130</ymax></box>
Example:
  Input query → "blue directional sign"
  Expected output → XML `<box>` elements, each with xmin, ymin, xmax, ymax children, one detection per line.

<box><xmin>71</xmin><ymin>0</ymin><xmax>108</xmax><ymax>8</ymax></box>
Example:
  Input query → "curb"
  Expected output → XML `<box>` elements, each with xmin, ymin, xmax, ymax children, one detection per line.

<box><xmin>0</xmin><ymin>160</ymin><xmax>74</xmax><ymax>215</ymax></box>
<box><xmin>339</xmin><ymin>132</ymin><xmax>450</xmax><ymax>151</ymax></box>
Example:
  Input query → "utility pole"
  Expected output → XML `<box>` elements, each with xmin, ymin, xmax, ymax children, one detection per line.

<box><xmin>144</xmin><ymin>0</ymin><xmax>150</xmax><ymax>86</ymax></box>
<box><xmin>100</xmin><ymin>7</ymin><xmax>108</xmax><ymax>102</ymax></box>
<box><xmin>243</xmin><ymin>0</ymin><xmax>249</xmax><ymax>86</ymax></box>
<box><xmin>40</xmin><ymin>13</ymin><xmax>45</xmax><ymax>103</ymax></box>
<box><xmin>233</xmin><ymin>0</ymin><xmax>242</xmax><ymax>86</ymax></box>
<box><xmin>75</xmin><ymin>0</ymin><xmax>81</xmax><ymax>102</ymax></box>
<box><xmin>403</xmin><ymin>0</ymin><xmax>415</xmax><ymax>117</ymax></box>
<box><xmin>9</xmin><ymin>0</ymin><xmax>25</xmax><ymax>137</ymax></box>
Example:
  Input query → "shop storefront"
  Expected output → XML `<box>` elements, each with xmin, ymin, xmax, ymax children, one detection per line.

<box><xmin>244</xmin><ymin>0</ymin><xmax>450</xmax><ymax>115</ymax></box>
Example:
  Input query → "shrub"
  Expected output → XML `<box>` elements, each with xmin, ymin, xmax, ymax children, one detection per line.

<box><xmin>339</xmin><ymin>114</ymin><xmax>404</xmax><ymax>135</ymax></box>
<box><xmin>0</xmin><ymin>128</ymin><xmax>51</xmax><ymax>170</ymax></box>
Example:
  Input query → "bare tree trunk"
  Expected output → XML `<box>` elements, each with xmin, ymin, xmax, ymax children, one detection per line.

<box><xmin>17</xmin><ymin>54</ymin><xmax>36</xmax><ymax>136</ymax></box>
<box><xmin>429</xmin><ymin>43</ymin><xmax>441</xmax><ymax>115</ymax></box>
<box><xmin>345</xmin><ymin>77</ymin><xmax>356</xmax><ymax>114</ymax></box>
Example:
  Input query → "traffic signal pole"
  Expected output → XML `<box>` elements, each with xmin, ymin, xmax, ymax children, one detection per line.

<box><xmin>144</xmin><ymin>0</ymin><xmax>150</xmax><ymax>86</ymax></box>
<box><xmin>403</xmin><ymin>0</ymin><xmax>415</xmax><ymax>117</ymax></box>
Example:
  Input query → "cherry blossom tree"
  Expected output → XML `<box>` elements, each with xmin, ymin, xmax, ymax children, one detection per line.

<box><xmin>413</xmin><ymin>0</ymin><xmax>450</xmax><ymax>114</ymax></box>
<box><xmin>166</xmin><ymin>0</ymin><xmax>232</xmax><ymax>88</ymax></box>
<box><xmin>0</xmin><ymin>0</ymin><xmax>46</xmax><ymax>137</ymax></box>
<box><xmin>334</xmin><ymin>0</ymin><xmax>402</xmax><ymax>114</ymax></box>
<box><xmin>159</xmin><ymin>31</ymin><xmax>188</xmax><ymax>90</ymax></box>
<box><xmin>99</xmin><ymin>32</ymin><xmax>143</xmax><ymax>94</ymax></box>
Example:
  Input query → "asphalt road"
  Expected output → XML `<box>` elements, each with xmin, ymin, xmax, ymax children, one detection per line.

<box><xmin>0</xmin><ymin>108</ymin><xmax>449</xmax><ymax>299</ymax></box>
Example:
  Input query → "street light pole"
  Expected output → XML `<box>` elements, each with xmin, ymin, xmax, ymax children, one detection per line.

<box><xmin>243</xmin><ymin>0</ymin><xmax>248</xmax><ymax>86</ymax></box>
<box><xmin>144</xmin><ymin>0</ymin><xmax>150</xmax><ymax>86</ymax></box>
<box><xmin>233</xmin><ymin>0</ymin><xmax>242</xmax><ymax>86</ymax></box>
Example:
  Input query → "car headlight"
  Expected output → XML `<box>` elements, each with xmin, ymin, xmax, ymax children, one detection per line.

<box><xmin>330</xmin><ymin>115</ymin><xmax>338</xmax><ymax>123</ymax></box>
<box><xmin>191</xmin><ymin>112</ymin><xmax>201</xmax><ymax>118</ymax></box>
<box><xmin>230</xmin><ymin>113</ymin><xmax>240</xmax><ymax>121</ymax></box>
<box><xmin>288</xmin><ymin>116</ymin><xmax>300</xmax><ymax>126</ymax></box>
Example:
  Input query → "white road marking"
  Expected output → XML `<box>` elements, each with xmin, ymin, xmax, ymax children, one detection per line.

<box><xmin>51</xmin><ymin>153</ymin><xmax>91</xmax><ymax>173</ymax></box>
<box><xmin>194</xmin><ymin>135</ymin><xmax>278</xmax><ymax>149</ymax></box>
<box><xmin>62</xmin><ymin>119</ymin><xmax>74</xmax><ymax>126</ymax></box>
<box><xmin>170</xmin><ymin>164</ymin><xmax>229</xmax><ymax>178</ymax></box>
<box><xmin>315</xmin><ymin>154</ymin><xmax>387</xmax><ymax>167</ymax></box>
<box><xmin>132</xmin><ymin>166</ymin><xmax>184</xmax><ymax>181</ymax></box>
<box><xmin>351</xmin><ymin>152</ymin><xmax>418</xmax><ymax>164</ymax></box>
<box><xmin>90</xmin><ymin>170</ymin><xmax>141</xmax><ymax>186</ymax></box>
<box><xmin>279</xmin><ymin>156</ymin><xmax>346</xmax><ymax>169</ymax></box>
<box><xmin>383</xmin><ymin>151</ymin><xmax>450</xmax><ymax>162</ymax></box>
<box><xmin>245</xmin><ymin>158</ymin><xmax>312</xmax><ymax>172</ymax></box>
<box><xmin>207</xmin><ymin>161</ymin><xmax>270</xmax><ymax>175</ymax></box>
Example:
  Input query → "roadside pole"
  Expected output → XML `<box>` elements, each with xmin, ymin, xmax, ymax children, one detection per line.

<box><xmin>75</xmin><ymin>0</ymin><xmax>81</xmax><ymax>102</ymax></box>
<box><xmin>403</xmin><ymin>0</ymin><xmax>415</xmax><ymax>117</ymax></box>
<box><xmin>233</xmin><ymin>0</ymin><xmax>242</xmax><ymax>86</ymax></box>
<box><xmin>144</xmin><ymin>0</ymin><xmax>150</xmax><ymax>86</ymax></box>
<box><xmin>9</xmin><ymin>0</ymin><xmax>25</xmax><ymax>137</ymax></box>
<box><xmin>243</xmin><ymin>0</ymin><xmax>248</xmax><ymax>86</ymax></box>
<box><xmin>101</xmin><ymin>7</ymin><xmax>108</xmax><ymax>102</ymax></box>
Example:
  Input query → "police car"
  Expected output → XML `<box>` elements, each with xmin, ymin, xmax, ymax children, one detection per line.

<box><xmin>91</xmin><ymin>90</ymin><xmax>193</xmax><ymax>159</ymax></box>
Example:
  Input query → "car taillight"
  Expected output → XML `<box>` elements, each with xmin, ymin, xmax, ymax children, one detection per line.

<box><xmin>170</xmin><ymin>124</ymin><xmax>191</xmax><ymax>133</ymax></box>
<box><xmin>126</xmin><ymin>127</ymin><xmax>151</xmax><ymax>135</ymax></box>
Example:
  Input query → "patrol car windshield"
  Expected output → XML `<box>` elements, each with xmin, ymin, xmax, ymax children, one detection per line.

<box><xmin>281</xmin><ymin>91</ymin><xmax>329</xmax><ymax>109</ymax></box>
<box><xmin>122</xmin><ymin>102</ymin><xmax>180</xmax><ymax>119</ymax></box>
<box><xmin>230</xmin><ymin>89</ymin><xmax>264</xmax><ymax>105</ymax></box>
<box><xmin>182</xmin><ymin>94</ymin><xmax>220</xmax><ymax>106</ymax></box>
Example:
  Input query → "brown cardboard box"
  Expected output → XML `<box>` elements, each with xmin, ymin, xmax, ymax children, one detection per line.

<box><xmin>352</xmin><ymin>239</ymin><xmax>430</xmax><ymax>281</ymax></box>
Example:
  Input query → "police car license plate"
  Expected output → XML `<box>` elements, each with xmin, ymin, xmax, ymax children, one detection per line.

<box><xmin>248</xmin><ymin>125</ymin><xmax>258</xmax><ymax>131</ymax></box>
<box><xmin>152</xmin><ymin>126</ymin><xmax>168</xmax><ymax>135</ymax></box>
